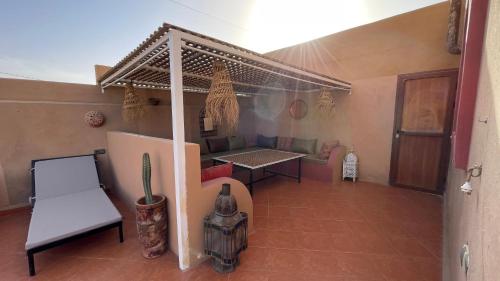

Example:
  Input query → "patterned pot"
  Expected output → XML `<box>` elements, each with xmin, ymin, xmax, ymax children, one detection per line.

<box><xmin>135</xmin><ymin>195</ymin><xmax>167</xmax><ymax>259</ymax></box>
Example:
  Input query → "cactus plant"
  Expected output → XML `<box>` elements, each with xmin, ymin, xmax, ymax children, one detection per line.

<box><xmin>136</xmin><ymin>152</ymin><xmax>167</xmax><ymax>258</ymax></box>
<box><xmin>142</xmin><ymin>153</ymin><xmax>153</xmax><ymax>204</ymax></box>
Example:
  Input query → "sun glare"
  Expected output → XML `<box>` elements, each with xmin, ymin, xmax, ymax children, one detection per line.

<box><xmin>243</xmin><ymin>0</ymin><xmax>365</xmax><ymax>53</ymax></box>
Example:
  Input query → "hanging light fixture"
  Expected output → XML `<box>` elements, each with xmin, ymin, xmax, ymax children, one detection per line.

<box><xmin>122</xmin><ymin>82</ymin><xmax>145</xmax><ymax>122</ymax></box>
<box><xmin>205</xmin><ymin>60</ymin><xmax>239</xmax><ymax>133</ymax></box>
<box><xmin>316</xmin><ymin>87</ymin><xmax>336</xmax><ymax>118</ymax></box>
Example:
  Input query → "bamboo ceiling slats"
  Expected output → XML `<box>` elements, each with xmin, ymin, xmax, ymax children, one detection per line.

<box><xmin>99</xmin><ymin>23</ymin><xmax>351</xmax><ymax>94</ymax></box>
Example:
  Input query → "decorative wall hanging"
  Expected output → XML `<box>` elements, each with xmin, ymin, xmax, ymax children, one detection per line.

<box><xmin>205</xmin><ymin>61</ymin><xmax>239</xmax><ymax>133</ymax></box>
<box><xmin>122</xmin><ymin>82</ymin><xmax>145</xmax><ymax>122</ymax></box>
<box><xmin>289</xmin><ymin>99</ymin><xmax>308</xmax><ymax>120</ymax></box>
<box><xmin>84</xmin><ymin>111</ymin><xmax>105</xmax><ymax>127</ymax></box>
<box><xmin>316</xmin><ymin>88</ymin><xmax>336</xmax><ymax>117</ymax></box>
<box><xmin>199</xmin><ymin>107</ymin><xmax>218</xmax><ymax>137</ymax></box>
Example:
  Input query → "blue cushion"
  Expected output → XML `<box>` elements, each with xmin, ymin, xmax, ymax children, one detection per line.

<box><xmin>256</xmin><ymin>134</ymin><xmax>277</xmax><ymax>148</ymax></box>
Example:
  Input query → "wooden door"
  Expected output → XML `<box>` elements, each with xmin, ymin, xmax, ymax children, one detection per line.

<box><xmin>390</xmin><ymin>69</ymin><xmax>458</xmax><ymax>194</ymax></box>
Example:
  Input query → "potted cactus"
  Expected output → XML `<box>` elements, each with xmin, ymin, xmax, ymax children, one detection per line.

<box><xmin>135</xmin><ymin>153</ymin><xmax>167</xmax><ymax>259</ymax></box>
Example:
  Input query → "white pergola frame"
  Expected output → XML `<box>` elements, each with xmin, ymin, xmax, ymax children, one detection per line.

<box><xmin>99</xmin><ymin>24</ymin><xmax>351</xmax><ymax>94</ymax></box>
<box><xmin>98</xmin><ymin>24</ymin><xmax>351</xmax><ymax>270</ymax></box>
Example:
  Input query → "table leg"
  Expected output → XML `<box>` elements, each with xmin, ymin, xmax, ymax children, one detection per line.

<box><xmin>118</xmin><ymin>222</ymin><xmax>124</xmax><ymax>243</ymax></box>
<box><xmin>249</xmin><ymin>169</ymin><xmax>253</xmax><ymax>196</ymax></box>
<box><xmin>298</xmin><ymin>158</ymin><xmax>302</xmax><ymax>183</ymax></box>
<box><xmin>28</xmin><ymin>251</ymin><xmax>35</xmax><ymax>276</ymax></box>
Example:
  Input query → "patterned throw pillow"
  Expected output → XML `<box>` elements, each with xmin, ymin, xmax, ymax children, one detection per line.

<box><xmin>201</xmin><ymin>162</ymin><xmax>233</xmax><ymax>182</ymax></box>
<box><xmin>318</xmin><ymin>140</ymin><xmax>340</xmax><ymax>160</ymax></box>
<box><xmin>276</xmin><ymin>136</ymin><xmax>293</xmax><ymax>151</ymax></box>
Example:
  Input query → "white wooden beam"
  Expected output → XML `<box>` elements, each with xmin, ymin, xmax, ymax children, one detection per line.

<box><xmin>168</xmin><ymin>29</ymin><xmax>190</xmax><ymax>270</ymax></box>
<box><xmin>101</xmin><ymin>45</ymin><xmax>168</xmax><ymax>89</ymax></box>
<box><xmin>100</xmin><ymin>34</ymin><xmax>167</xmax><ymax>89</ymax></box>
<box><xmin>182</xmin><ymin>44</ymin><xmax>349</xmax><ymax>90</ymax></box>
<box><xmin>142</xmin><ymin>65</ymin><xmax>303</xmax><ymax>92</ymax></box>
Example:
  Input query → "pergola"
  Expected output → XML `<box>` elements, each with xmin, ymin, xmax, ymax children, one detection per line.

<box><xmin>98</xmin><ymin>23</ymin><xmax>351</xmax><ymax>269</ymax></box>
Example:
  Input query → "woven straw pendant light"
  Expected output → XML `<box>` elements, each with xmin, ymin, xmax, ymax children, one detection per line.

<box><xmin>122</xmin><ymin>82</ymin><xmax>145</xmax><ymax>122</ymax></box>
<box><xmin>205</xmin><ymin>60</ymin><xmax>239</xmax><ymax>133</ymax></box>
<box><xmin>316</xmin><ymin>87</ymin><xmax>336</xmax><ymax>117</ymax></box>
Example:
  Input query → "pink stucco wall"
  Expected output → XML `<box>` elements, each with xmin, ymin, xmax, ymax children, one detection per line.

<box><xmin>264</xmin><ymin>2</ymin><xmax>460</xmax><ymax>185</ymax></box>
<box><xmin>106</xmin><ymin>131</ymin><xmax>253</xmax><ymax>268</ymax></box>
<box><xmin>0</xmin><ymin>78</ymin><xmax>255</xmax><ymax>210</ymax></box>
<box><xmin>444</xmin><ymin>1</ymin><xmax>500</xmax><ymax>280</ymax></box>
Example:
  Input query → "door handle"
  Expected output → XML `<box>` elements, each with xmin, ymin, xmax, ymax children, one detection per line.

<box><xmin>395</xmin><ymin>130</ymin><xmax>400</xmax><ymax>139</ymax></box>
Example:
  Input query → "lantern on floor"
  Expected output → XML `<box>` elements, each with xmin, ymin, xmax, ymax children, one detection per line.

<box><xmin>342</xmin><ymin>149</ymin><xmax>359</xmax><ymax>182</ymax></box>
<box><xmin>204</xmin><ymin>183</ymin><xmax>248</xmax><ymax>273</ymax></box>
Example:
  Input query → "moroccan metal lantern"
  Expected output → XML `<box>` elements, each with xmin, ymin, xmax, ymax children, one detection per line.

<box><xmin>204</xmin><ymin>183</ymin><xmax>248</xmax><ymax>273</ymax></box>
<box><xmin>342</xmin><ymin>150</ymin><xmax>359</xmax><ymax>182</ymax></box>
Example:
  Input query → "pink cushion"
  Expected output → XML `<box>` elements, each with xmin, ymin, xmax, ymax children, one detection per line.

<box><xmin>318</xmin><ymin>140</ymin><xmax>339</xmax><ymax>160</ymax></box>
<box><xmin>201</xmin><ymin>162</ymin><xmax>233</xmax><ymax>182</ymax></box>
<box><xmin>327</xmin><ymin>146</ymin><xmax>342</xmax><ymax>167</ymax></box>
<box><xmin>277</xmin><ymin>137</ymin><xmax>293</xmax><ymax>151</ymax></box>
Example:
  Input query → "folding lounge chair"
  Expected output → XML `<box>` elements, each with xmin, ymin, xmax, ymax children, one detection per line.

<box><xmin>25</xmin><ymin>154</ymin><xmax>123</xmax><ymax>276</ymax></box>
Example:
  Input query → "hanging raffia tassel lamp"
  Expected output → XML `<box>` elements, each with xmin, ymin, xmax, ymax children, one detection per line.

<box><xmin>316</xmin><ymin>87</ymin><xmax>336</xmax><ymax>117</ymax></box>
<box><xmin>205</xmin><ymin>60</ymin><xmax>239</xmax><ymax>133</ymax></box>
<box><xmin>122</xmin><ymin>82</ymin><xmax>145</xmax><ymax>122</ymax></box>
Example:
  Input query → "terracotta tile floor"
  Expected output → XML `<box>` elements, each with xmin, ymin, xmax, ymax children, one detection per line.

<box><xmin>0</xmin><ymin>178</ymin><xmax>442</xmax><ymax>281</ymax></box>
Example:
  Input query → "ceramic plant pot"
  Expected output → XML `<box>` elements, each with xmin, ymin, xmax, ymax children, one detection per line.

<box><xmin>135</xmin><ymin>194</ymin><xmax>167</xmax><ymax>258</ymax></box>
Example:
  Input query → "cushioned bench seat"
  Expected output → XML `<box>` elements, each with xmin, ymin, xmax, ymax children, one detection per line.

<box><xmin>303</xmin><ymin>154</ymin><xmax>329</xmax><ymax>165</ymax></box>
<box><xmin>200</xmin><ymin>147</ymin><xmax>264</xmax><ymax>162</ymax></box>
<box><xmin>199</xmin><ymin>136</ymin><xmax>346</xmax><ymax>184</ymax></box>
<box><xmin>262</xmin><ymin>145</ymin><xmax>346</xmax><ymax>184</ymax></box>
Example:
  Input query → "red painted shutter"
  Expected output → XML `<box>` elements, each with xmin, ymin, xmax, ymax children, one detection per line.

<box><xmin>452</xmin><ymin>0</ymin><xmax>489</xmax><ymax>169</ymax></box>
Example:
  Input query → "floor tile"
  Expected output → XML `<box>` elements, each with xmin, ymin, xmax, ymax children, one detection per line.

<box><xmin>0</xmin><ymin>178</ymin><xmax>442</xmax><ymax>280</ymax></box>
<box><xmin>390</xmin><ymin>237</ymin><xmax>434</xmax><ymax>258</ymax></box>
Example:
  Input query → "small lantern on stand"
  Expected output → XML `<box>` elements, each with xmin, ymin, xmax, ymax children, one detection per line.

<box><xmin>342</xmin><ymin>149</ymin><xmax>359</xmax><ymax>182</ymax></box>
<box><xmin>204</xmin><ymin>183</ymin><xmax>248</xmax><ymax>273</ymax></box>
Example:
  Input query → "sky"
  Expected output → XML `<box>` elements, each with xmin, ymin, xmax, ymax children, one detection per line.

<box><xmin>0</xmin><ymin>0</ymin><xmax>444</xmax><ymax>85</ymax></box>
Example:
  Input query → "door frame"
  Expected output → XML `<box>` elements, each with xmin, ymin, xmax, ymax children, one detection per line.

<box><xmin>389</xmin><ymin>68</ymin><xmax>459</xmax><ymax>194</ymax></box>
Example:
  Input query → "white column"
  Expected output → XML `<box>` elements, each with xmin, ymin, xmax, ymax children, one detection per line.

<box><xmin>168</xmin><ymin>30</ymin><xmax>189</xmax><ymax>270</ymax></box>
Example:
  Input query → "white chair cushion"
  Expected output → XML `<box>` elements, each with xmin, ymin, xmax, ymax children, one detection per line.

<box><xmin>26</xmin><ymin>189</ymin><xmax>122</xmax><ymax>250</ymax></box>
<box><xmin>34</xmin><ymin>156</ymin><xmax>100</xmax><ymax>200</ymax></box>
